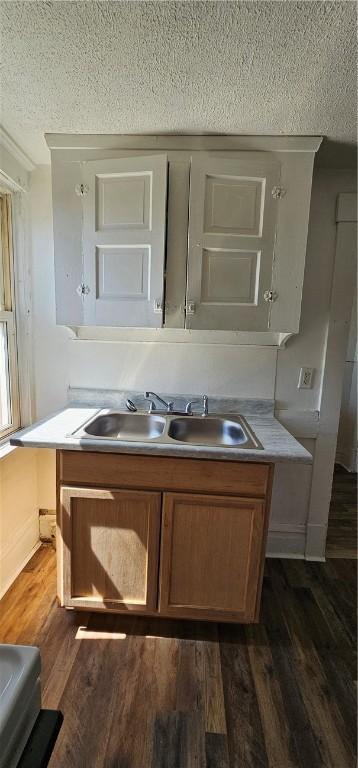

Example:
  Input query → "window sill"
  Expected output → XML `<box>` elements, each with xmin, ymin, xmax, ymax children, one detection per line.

<box><xmin>0</xmin><ymin>430</ymin><xmax>23</xmax><ymax>461</ymax></box>
<box><xmin>0</xmin><ymin>441</ymin><xmax>19</xmax><ymax>461</ymax></box>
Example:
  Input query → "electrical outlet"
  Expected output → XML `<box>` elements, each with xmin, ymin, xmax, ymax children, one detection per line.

<box><xmin>298</xmin><ymin>367</ymin><xmax>314</xmax><ymax>389</ymax></box>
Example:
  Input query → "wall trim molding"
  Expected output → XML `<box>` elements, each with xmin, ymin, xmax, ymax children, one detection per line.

<box><xmin>336</xmin><ymin>449</ymin><xmax>358</xmax><ymax>474</ymax></box>
<box><xmin>0</xmin><ymin>126</ymin><xmax>35</xmax><ymax>172</ymax></box>
<box><xmin>45</xmin><ymin>133</ymin><xmax>323</xmax><ymax>154</ymax></box>
<box><xmin>0</xmin><ymin>511</ymin><xmax>40</xmax><ymax>599</ymax></box>
<box><xmin>70</xmin><ymin>325</ymin><xmax>290</xmax><ymax>347</ymax></box>
<box><xmin>0</xmin><ymin>168</ymin><xmax>26</xmax><ymax>194</ymax></box>
<box><xmin>12</xmin><ymin>190</ymin><xmax>35</xmax><ymax>427</ymax></box>
<box><xmin>0</xmin><ymin>510</ymin><xmax>38</xmax><ymax>562</ymax></box>
<box><xmin>305</xmin><ymin>523</ymin><xmax>328</xmax><ymax>562</ymax></box>
<box><xmin>0</xmin><ymin>542</ymin><xmax>41</xmax><ymax>600</ymax></box>
<box><xmin>266</xmin><ymin>524</ymin><xmax>306</xmax><ymax>559</ymax></box>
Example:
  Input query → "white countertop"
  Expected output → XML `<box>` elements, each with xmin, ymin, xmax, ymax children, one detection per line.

<box><xmin>10</xmin><ymin>405</ymin><xmax>312</xmax><ymax>464</ymax></box>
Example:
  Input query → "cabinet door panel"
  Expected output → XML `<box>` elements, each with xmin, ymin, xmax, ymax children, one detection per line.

<box><xmin>82</xmin><ymin>154</ymin><xmax>167</xmax><ymax>327</ymax></box>
<box><xmin>159</xmin><ymin>492</ymin><xmax>266</xmax><ymax>622</ymax></box>
<box><xmin>59</xmin><ymin>487</ymin><xmax>161</xmax><ymax>612</ymax></box>
<box><xmin>187</xmin><ymin>153</ymin><xmax>280</xmax><ymax>330</ymax></box>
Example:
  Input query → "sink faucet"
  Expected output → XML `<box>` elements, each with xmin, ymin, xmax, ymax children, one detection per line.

<box><xmin>185</xmin><ymin>395</ymin><xmax>209</xmax><ymax>417</ymax></box>
<box><xmin>145</xmin><ymin>391</ymin><xmax>174</xmax><ymax>414</ymax></box>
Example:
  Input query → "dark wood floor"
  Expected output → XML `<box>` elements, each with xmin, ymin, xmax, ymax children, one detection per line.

<box><xmin>326</xmin><ymin>465</ymin><xmax>357</xmax><ymax>559</ymax></box>
<box><xmin>0</xmin><ymin>545</ymin><xmax>356</xmax><ymax>768</ymax></box>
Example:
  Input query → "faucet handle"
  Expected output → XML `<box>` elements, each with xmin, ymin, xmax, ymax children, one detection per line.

<box><xmin>185</xmin><ymin>395</ymin><xmax>209</xmax><ymax>416</ymax></box>
<box><xmin>145</xmin><ymin>392</ymin><xmax>156</xmax><ymax>412</ymax></box>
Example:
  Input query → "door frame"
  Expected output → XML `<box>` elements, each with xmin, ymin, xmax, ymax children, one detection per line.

<box><xmin>305</xmin><ymin>193</ymin><xmax>357</xmax><ymax>560</ymax></box>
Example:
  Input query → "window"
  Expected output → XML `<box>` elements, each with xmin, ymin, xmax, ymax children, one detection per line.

<box><xmin>0</xmin><ymin>194</ymin><xmax>20</xmax><ymax>440</ymax></box>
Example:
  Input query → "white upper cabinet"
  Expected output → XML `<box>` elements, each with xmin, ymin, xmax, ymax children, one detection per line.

<box><xmin>82</xmin><ymin>154</ymin><xmax>167</xmax><ymax>327</ymax></box>
<box><xmin>186</xmin><ymin>153</ymin><xmax>280</xmax><ymax>331</ymax></box>
<box><xmin>48</xmin><ymin>135</ymin><xmax>321</xmax><ymax>338</ymax></box>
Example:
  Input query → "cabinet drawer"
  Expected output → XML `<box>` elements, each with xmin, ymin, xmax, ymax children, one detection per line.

<box><xmin>59</xmin><ymin>451</ymin><xmax>270</xmax><ymax>498</ymax></box>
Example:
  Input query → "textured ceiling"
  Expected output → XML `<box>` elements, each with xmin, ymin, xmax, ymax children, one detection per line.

<box><xmin>0</xmin><ymin>1</ymin><xmax>356</xmax><ymax>166</ymax></box>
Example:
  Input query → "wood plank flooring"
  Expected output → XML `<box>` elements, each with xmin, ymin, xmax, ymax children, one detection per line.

<box><xmin>326</xmin><ymin>465</ymin><xmax>357</xmax><ymax>559</ymax></box>
<box><xmin>0</xmin><ymin>546</ymin><xmax>356</xmax><ymax>768</ymax></box>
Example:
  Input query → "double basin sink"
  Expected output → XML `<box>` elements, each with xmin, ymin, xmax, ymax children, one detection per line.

<box><xmin>72</xmin><ymin>411</ymin><xmax>262</xmax><ymax>450</ymax></box>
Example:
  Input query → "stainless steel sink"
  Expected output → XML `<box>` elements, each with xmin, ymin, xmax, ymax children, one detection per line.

<box><xmin>168</xmin><ymin>416</ymin><xmax>251</xmax><ymax>447</ymax></box>
<box><xmin>81</xmin><ymin>412</ymin><xmax>166</xmax><ymax>440</ymax></box>
<box><xmin>72</xmin><ymin>410</ymin><xmax>262</xmax><ymax>449</ymax></box>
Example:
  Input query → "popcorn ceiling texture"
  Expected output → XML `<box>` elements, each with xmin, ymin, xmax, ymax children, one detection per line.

<box><xmin>1</xmin><ymin>1</ymin><xmax>356</xmax><ymax>165</ymax></box>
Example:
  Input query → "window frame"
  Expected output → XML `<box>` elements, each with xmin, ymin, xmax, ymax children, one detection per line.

<box><xmin>0</xmin><ymin>192</ymin><xmax>20</xmax><ymax>441</ymax></box>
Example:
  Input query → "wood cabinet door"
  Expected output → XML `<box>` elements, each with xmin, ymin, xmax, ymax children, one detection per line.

<box><xmin>159</xmin><ymin>492</ymin><xmax>266</xmax><ymax>622</ymax></box>
<box><xmin>82</xmin><ymin>154</ymin><xmax>168</xmax><ymax>327</ymax></box>
<box><xmin>186</xmin><ymin>152</ymin><xmax>280</xmax><ymax>331</ymax></box>
<box><xmin>58</xmin><ymin>487</ymin><xmax>161</xmax><ymax>612</ymax></box>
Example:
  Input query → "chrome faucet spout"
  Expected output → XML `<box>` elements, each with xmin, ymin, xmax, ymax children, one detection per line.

<box><xmin>145</xmin><ymin>391</ymin><xmax>174</xmax><ymax>413</ymax></box>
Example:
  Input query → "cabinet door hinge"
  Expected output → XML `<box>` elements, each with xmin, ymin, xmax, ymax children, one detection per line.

<box><xmin>185</xmin><ymin>301</ymin><xmax>196</xmax><ymax>315</ymax></box>
<box><xmin>271</xmin><ymin>186</ymin><xmax>286</xmax><ymax>199</ymax></box>
<box><xmin>76</xmin><ymin>283</ymin><xmax>90</xmax><ymax>297</ymax></box>
<box><xmin>153</xmin><ymin>299</ymin><xmax>163</xmax><ymax>313</ymax></box>
<box><xmin>263</xmin><ymin>289</ymin><xmax>278</xmax><ymax>303</ymax></box>
<box><xmin>75</xmin><ymin>183</ymin><xmax>89</xmax><ymax>197</ymax></box>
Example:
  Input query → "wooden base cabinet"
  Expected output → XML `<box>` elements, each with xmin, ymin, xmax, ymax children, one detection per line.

<box><xmin>57</xmin><ymin>451</ymin><xmax>273</xmax><ymax>623</ymax></box>
<box><xmin>159</xmin><ymin>493</ymin><xmax>266</xmax><ymax>622</ymax></box>
<box><xmin>58</xmin><ymin>487</ymin><xmax>161</xmax><ymax>612</ymax></box>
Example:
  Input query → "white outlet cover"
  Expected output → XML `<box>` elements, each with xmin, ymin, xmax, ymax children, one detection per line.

<box><xmin>298</xmin><ymin>367</ymin><xmax>314</xmax><ymax>389</ymax></box>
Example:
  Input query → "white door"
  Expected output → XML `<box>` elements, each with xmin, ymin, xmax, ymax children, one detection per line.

<box><xmin>186</xmin><ymin>153</ymin><xmax>280</xmax><ymax>330</ymax></box>
<box><xmin>82</xmin><ymin>154</ymin><xmax>168</xmax><ymax>327</ymax></box>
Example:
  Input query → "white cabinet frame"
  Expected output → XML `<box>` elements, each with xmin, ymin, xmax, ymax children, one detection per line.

<box><xmin>48</xmin><ymin>134</ymin><xmax>322</xmax><ymax>343</ymax></box>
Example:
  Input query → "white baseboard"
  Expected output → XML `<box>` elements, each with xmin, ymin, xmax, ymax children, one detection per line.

<box><xmin>335</xmin><ymin>449</ymin><xmax>358</xmax><ymax>473</ymax></box>
<box><xmin>305</xmin><ymin>522</ymin><xmax>328</xmax><ymax>561</ymax></box>
<box><xmin>0</xmin><ymin>541</ymin><xmax>41</xmax><ymax>600</ymax></box>
<box><xmin>0</xmin><ymin>512</ymin><xmax>40</xmax><ymax>599</ymax></box>
<box><xmin>266</xmin><ymin>525</ymin><xmax>306</xmax><ymax>559</ymax></box>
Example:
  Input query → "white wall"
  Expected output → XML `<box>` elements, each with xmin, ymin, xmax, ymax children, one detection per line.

<box><xmin>276</xmin><ymin>169</ymin><xmax>357</xmax><ymax>412</ymax></box>
<box><xmin>0</xmin><ymin>145</ymin><xmax>37</xmax><ymax>598</ymax></box>
<box><xmin>28</xmin><ymin>164</ymin><xmax>357</xmax><ymax>558</ymax></box>
<box><xmin>30</xmin><ymin>167</ymin><xmax>69</xmax><ymax>417</ymax></box>
<box><xmin>0</xmin><ymin>448</ymin><xmax>39</xmax><ymax>598</ymax></box>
